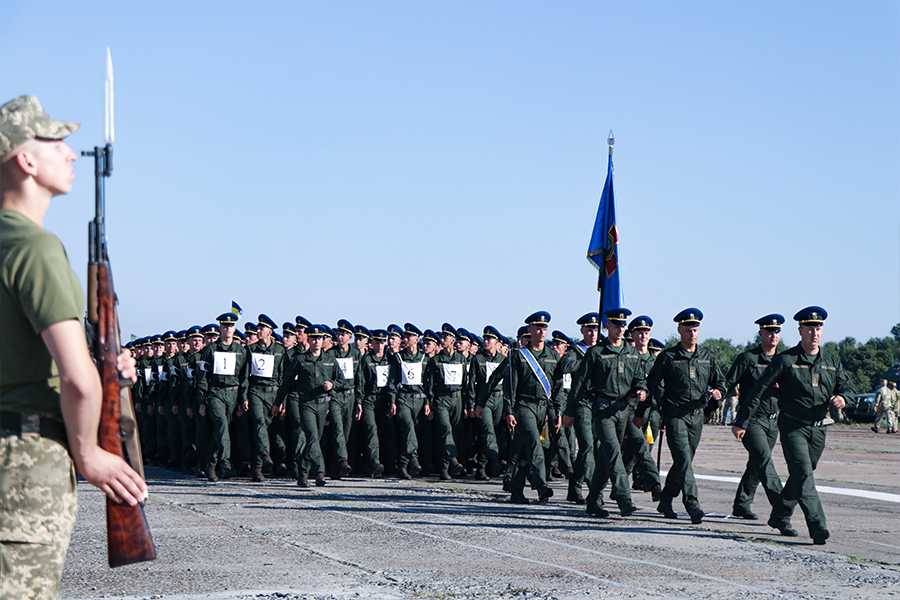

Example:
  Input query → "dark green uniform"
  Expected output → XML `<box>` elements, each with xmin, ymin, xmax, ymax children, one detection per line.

<box><xmin>196</xmin><ymin>339</ymin><xmax>249</xmax><ymax>472</ymax></box>
<box><xmin>425</xmin><ymin>349</ymin><xmax>469</xmax><ymax>472</ymax></box>
<box><xmin>505</xmin><ymin>345</ymin><xmax>560</xmax><ymax>496</ymax></box>
<box><xmin>646</xmin><ymin>344</ymin><xmax>725</xmax><ymax>515</ymax></box>
<box><xmin>358</xmin><ymin>351</ymin><xmax>395</xmax><ymax>473</ymax></box>
<box><xmin>469</xmin><ymin>349</ymin><xmax>507</xmax><ymax>472</ymax></box>
<box><xmin>558</xmin><ymin>345</ymin><xmax>594</xmax><ymax>501</ymax></box>
<box><xmin>186</xmin><ymin>350</ymin><xmax>210</xmax><ymax>474</ymax></box>
<box><xmin>329</xmin><ymin>345</ymin><xmax>360</xmax><ymax>470</ymax></box>
<box><xmin>569</xmin><ymin>339</ymin><xmax>647</xmax><ymax>510</ymax></box>
<box><xmin>278</xmin><ymin>349</ymin><xmax>340</xmax><ymax>478</ymax></box>
<box><xmin>622</xmin><ymin>350</ymin><xmax>661</xmax><ymax>492</ymax></box>
<box><xmin>244</xmin><ymin>339</ymin><xmax>285</xmax><ymax>468</ymax></box>
<box><xmin>388</xmin><ymin>348</ymin><xmax>430</xmax><ymax>470</ymax></box>
<box><xmin>727</xmin><ymin>346</ymin><xmax>787</xmax><ymax>517</ymax></box>
<box><xmin>742</xmin><ymin>344</ymin><xmax>854</xmax><ymax>536</ymax></box>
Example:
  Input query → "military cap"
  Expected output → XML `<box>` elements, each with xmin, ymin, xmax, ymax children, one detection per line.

<box><xmin>273</xmin><ymin>332</ymin><xmax>283</xmax><ymax>344</ymax></box>
<box><xmin>755</xmin><ymin>314</ymin><xmax>785</xmax><ymax>331</ymax></box>
<box><xmin>423</xmin><ymin>329</ymin><xmax>440</xmax><ymax>344</ymax></box>
<box><xmin>577</xmin><ymin>312</ymin><xmax>600</xmax><ymax>327</ymax></box>
<box><xmin>525</xmin><ymin>311</ymin><xmax>551</xmax><ymax>326</ymax></box>
<box><xmin>794</xmin><ymin>306</ymin><xmax>827</xmax><ymax>325</ymax></box>
<box><xmin>605</xmin><ymin>308</ymin><xmax>632</xmax><ymax>326</ymax></box>
<box><xmin>233</xmin><ymin>330</ymin><xmax>245</xmax><ymax>341</ymax></box>
<box><xmin>176</xmin><ymin>329</ymin><xmax>188</xmax><ymax>341</ymax></box>
<box><xmin>282</xmin><ymin>322</ymin><xmax>296</xmax><ymax>334</ymax></box>
<box><xmin>335</xmin><ymin>319</ymin><xmax>354</xmax><ymax>335</ymax></box>
<box><xmin>244</xmin><ymin>322</ymin><xmax>258</xmax><ymax>334</ymax></box>
<box><xmin>324</xmin><ymin>325</ymin><xmax>336</xmax><ymax>341</ymax></box>
<box><xmin>503</xmin><ymin>336</ymin><xmax>514</xmax><ymax>347</ymax></box>
<box><xmin>674</xmin><ymin>308</ymin><xmax>703</xmax><ymax>326</ymax></box>
<box><xmin>457</xmin><ymin>327</ymin><xmax>474</xmax><ymax>343</ymax></box>
<box><xmin>483</xmin><ymin>325</ymin><xmax>502</xmax><ymax>340</ymax></box>
<box><xmin>551</xmin><ymin>330</ymin><xmax>573</xmax><ymax>346</ymax></box>
<box><xmin>516</xmin><ymin>325</ymin><xmax>531</xmax><ymax>339</ymax></box>
<box><xmin>387</xmin><ymin>324</ymin><xmax>404</xmax><ymax>338</ymax></box>
<box><xmin>623</xmin><ymin>329</ymin><xmax>633</xmax><ymax>343</ymax></box>
<box><xmin>355</xmin><ymin>325</ymin><xmax>371</xmax><ymax>339</ymax></box>
<box><xmin>202</xmin><ymin>323</ymin><xmax>220</xmax><ymax>335</ymax></box>
<box><xmin>217</xmin><ymin>312</ymin><xmax>239</xmax><ymax>324</ymax></box>
<box><xmin>187</xmin><ymin>325</ymin><xmax>204</xmax><ymax>338</ymax></box>
<box><xmin>649</xmin><ymin>338</ymin><xmax>665</xmax><ymax>352</ymax></box>
<box><xmin>258</xmin><ymin>314</ymin><xmax>277</xmax><ymax>330</ymax></box>
<box><xmin>471</xmin><ymin>334</ymin><xmax>483</xmax><ymax>347</ymax></box>
<box><xmin>629</xmin><ymin>315</ymin><xmax>653</xmax><ymax>331</ymax></box>
<box><xmin>150</xmin><ymin>334</ymin><xmax>164</xmax><ymax>345</ymax></box>
<box><xmin>371</xmin><ymin>329</ymin><xmax>389</xmax><ymax>342</ymax></box>
<box><xmin>889</xmin><ymin>381</ymin><xmax>897</xmax><ymax>389</ymax></box>
<box><xmin>441</xmin><ymin>323</ymin><xmax>459</xmax><ymax>338</ymax></box>
<box><xmin>124</xmin><ymin>341</ymin><xmax>133</xmax><ymax>349</ymax></box>
<box><xmin>295</xmin><ymin>315</ymin><xmax>312</xmax><ymax>330</ymax></box>
<box><xmin>404</xmin><ymin>322</ymin><xmax>423</xmax><ymax>337</ymax></box>
<box><xmin>0</xmin><ymin>95</ymin><xmax>80</xmax><ymax>160</ymax></box>
<box><xmin>162</xmin><ymin>330</ymin><xmax>178</xmax><ymax>342</ymax></box>
<box><xmin>307</xmin><ymin>324</ymin><xmax>327</xmax><ymax>338</ymax></box>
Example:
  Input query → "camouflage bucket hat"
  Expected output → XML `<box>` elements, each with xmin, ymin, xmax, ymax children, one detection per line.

<box><xmin>0</xmin><ymin>95</ymin><xmax>79</xmax><ymax>160</ymax></box>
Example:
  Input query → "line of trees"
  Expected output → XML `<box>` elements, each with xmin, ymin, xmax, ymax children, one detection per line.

<box><xmin>666</xmin><ymin>324</ymin><xmax>900</xmax><ymax>395</ymax></box>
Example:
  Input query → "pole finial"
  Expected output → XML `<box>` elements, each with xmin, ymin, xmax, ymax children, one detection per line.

<box><xmin>607</xmin><ymin>130</ymin><xmax>614</xmax><ymax>155</ymax></box>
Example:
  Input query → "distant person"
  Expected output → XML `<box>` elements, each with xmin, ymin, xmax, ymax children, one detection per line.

<box><xmin>872</xmin><ymin>379</ymin><xmax>895</xmax><ymax>434</ymax></box>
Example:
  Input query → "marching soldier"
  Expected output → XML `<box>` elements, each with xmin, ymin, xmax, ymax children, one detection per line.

<box><xmin>471</xmin><ymin>326</ymin><xmax>508</xmax><ymax>479</ymax></box>
<box><xmin>196</xmin><ymin>313</ymin><xmax>249</xmax><ymax>482</ymax></box>
<box><xmin>569</xmin><ymin>309</ymin><xmax>648</xmax><ymax>517</ymax></box>
<box><xmin>355</xmin><ymin>329</ymin><xmax>395</xmax><ymax>476</ymax></box>
<box><xmin>503</xmin><ymin>311</ymin><xmax>560</xmax><ymax>503</ymax></box>
<box><xmin>329</xmin><ymin>319</ymin><xmax>360</xmax><ymax>478</ymax></box>
<box><xmin>243</xmin><ymin>314</ymin><xmax>285</xmax><ymax>482</ymax></box>
<box><xmin>425</xmin><ymin>323</ymin><xmax>469</xmax><ymax>479</ymax></box>
<box><xmin>559</xmin><ymin>312</ymin><xmax>601</xmax><ymax>505</ymax></box>
<box><xmin>355</xmin><ymin>325</ymin><xmax>371</xmax><ymax>356</ymax></box>
<box><xmin>726</xmin><ymin>314</ymin><xmax>790</xmax><ymax>523</ymax></box>
<box><xmin>295</xmin><ymin>316</ymin><xmax>311</xmax><ymax>352</ymax></box>
<box><xmin>737</xmin><ymin>307</ymin><xmax>854</xmax><ymax>544</ymax></box>
<box><xmin>277</xmin><ymin>324</ymin><xmax>340</xmax><ymax>487</ymax></box>
<box><xmin>548</xmin><ymin>331</ymin><xmax>576</xmax><ymax>479</ymax></box>
<box><xmin>388</xmin><ymin>323</ymin><xmax>431</xmax><ymax>478</ymax></box>
<box><xmin>621</xmin><ymin>315</ymin><xmax>662</xmax><ymax>497</ymax></box>
<box><xmin>646</xmin><ymin>308</ymin><xmax>726</xmax><ymax>524</ymax></box>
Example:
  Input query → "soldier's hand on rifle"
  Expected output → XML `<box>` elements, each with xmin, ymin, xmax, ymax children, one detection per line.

<box><xmin>116</xmin><ymin>349</ymin><xmax>137</xmax><ymax>383</ymax></box>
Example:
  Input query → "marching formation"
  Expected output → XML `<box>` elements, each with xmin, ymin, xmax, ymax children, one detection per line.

<box><xmin>129</xmin><ymin>304</ymin><xmax>854</xmax><ymax>545</ymax></box>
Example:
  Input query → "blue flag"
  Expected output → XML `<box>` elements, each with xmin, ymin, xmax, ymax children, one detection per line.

<box><xmin>586</xmin><ymin>152</ymin><xmax>622</xmax><ymax>323</ymax></box>
<box><xmin>231</xmin><ymin>300</ymin><xmax>243</xmax><ymax>317</ymax></box>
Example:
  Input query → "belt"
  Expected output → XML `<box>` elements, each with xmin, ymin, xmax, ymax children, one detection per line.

<box><xmin>212</xmin><ymin>384</ymin><xmax>239</xmax><ymax>390</ymax></box>
<box><xmin>399</xmin><ymin>393</ymin><xmax>426</xmax><ymax>399</ymax></box>
<box><xmin>301</xmin><ymin>395</ymin><xmax>331</xmax><ymax>404</ymax></box>
<box><xmin>592</xmin><ymin>393</ymin><xmax>626</xmax><ymax>405</ymax></box>
<box><xmin>436</xmin><ymin>390</ymin><xmax>462</xmax><ymax>398</ymax></box>
<box><xmin>251</xmin><ymin>385</ymin><xmax>279</xmax><ymax>392</ymax></box>
<box><xmin>782</xmin><ymin>412</ymin><xmax>832</xmax><ymax>427</ymax></box>
<box><xmin>0</xmin><ymin>411</ymin><xmax>68</xmax><ymax>444</ymax></box>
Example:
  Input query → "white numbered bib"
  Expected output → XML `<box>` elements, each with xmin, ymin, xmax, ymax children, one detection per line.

<box><xmin>198</xmin><ymin>360</ymin><xmax>209</xmax><ymax>373</ymax></box>
<box><xmin>375</xmin><ymin>365</ymin><xmax>390</xmax><ymax>388</ymax></box>
<box><xmin>443</xmin><ymin>363</ymin><xmax>464</xmax><ymax>385</ymax></box>
<box><xmin>157</xmin><ymin>365</ymin><xmax>166</xmax><ymax>381</ymax></box>
<box><xmin>336</xmin><ymin>357</ymin><xmax>354</xmax><ymax>379</ymax></box>
<box><xmin>485</xmin><ymin>361</ymin><xmax>501</xmax><ymax>380</ymax></box>
<box><xmin>562</xmin><ymin>373</ymin><xmax>572</xmax><ymax>390</ymax></box>
<box><xmin>213</xmin><ymin>351</ymin><xmax>237</xmax><ymax>376</ymax></box>
<box><xmin>400</xmin><ymin>361</ymin><xmax>423</xmax><ymax>386</ymax></box>
<box><xmin>186</xmin><ymin>366</ymin><xmax>195</xmax><ymax>379</ymax></box>
<box><xmin>250</xmin><ymin>353</ymin><xmax>275</xmax><ymax>378</ymax></box>
<box><xmin>143</xmin><ymin>367</ymin><xmax>153</xmax><ymax>383</ymax></box>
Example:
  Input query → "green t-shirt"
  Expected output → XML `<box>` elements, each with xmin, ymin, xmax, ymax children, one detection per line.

<box><xmin>0</xmin><ymin>210</ymin><xmax>84</xmax><ymax>417</ymax></box>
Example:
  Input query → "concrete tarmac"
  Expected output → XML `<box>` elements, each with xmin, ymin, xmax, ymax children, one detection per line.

<box><xmin>61</xmin><ymin>424</ymin><xmax>900</xmax><ymax>600</ymax></box>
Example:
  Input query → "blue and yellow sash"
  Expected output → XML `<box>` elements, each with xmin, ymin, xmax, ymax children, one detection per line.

<box><xmin>574</xmin><ymin>343</ymin><xmax>588</xmax><ymax>358</ymax></box>
<box><xmin>519</xmin><ymin>347</ymin><xmax>552</xmax><ymax>399</ymax></box>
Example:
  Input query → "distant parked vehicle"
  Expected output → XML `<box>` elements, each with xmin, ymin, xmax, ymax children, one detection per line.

<box><xmin>845</xmin><ymin>393</ymin><xmax>877</xmax><ymax>423</ymax></box>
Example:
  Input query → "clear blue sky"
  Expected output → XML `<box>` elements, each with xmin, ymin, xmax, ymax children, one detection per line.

<box><xmin>3</xmin><ymin>1</ymin><xmax>898</xmax><ymax>348</ymax></box>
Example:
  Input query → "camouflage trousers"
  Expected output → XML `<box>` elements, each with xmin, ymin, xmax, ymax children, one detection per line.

<box><xmin>0</xmin><ymin>434</ymin><xmax>77</xmax><ymax>600</ymax></box>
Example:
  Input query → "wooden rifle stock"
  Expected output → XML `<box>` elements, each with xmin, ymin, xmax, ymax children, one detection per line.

<box><xmin>94</xmin><ymin>260</ymin><xmax>157</xmax><ymax>567</ymax></box>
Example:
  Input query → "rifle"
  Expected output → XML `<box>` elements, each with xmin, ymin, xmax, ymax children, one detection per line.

<box><xmin>83</xmin><ymin>49</ymin><xmax>157</xmax><ymax>569</ymax></box>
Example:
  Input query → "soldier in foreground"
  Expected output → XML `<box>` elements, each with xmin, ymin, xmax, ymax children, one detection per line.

<box><xmin>736</xmin><ymin>307</ymin><xmax>853</xmax><ymax>544</ymax></box>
